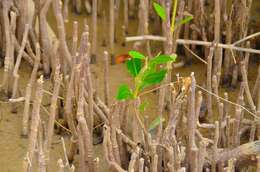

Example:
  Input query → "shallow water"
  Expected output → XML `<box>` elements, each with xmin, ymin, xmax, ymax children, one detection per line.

<box><xmin>0</xmin><ymin>1</ymin><xmax>259</xmax><ymax>171</ymax></box>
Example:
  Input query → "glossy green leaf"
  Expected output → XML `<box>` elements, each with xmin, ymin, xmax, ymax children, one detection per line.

<box><xmin>153</xmin><ymin>2</ymin><xmax>166</xmax><ymax>21</ymax></box>
<box><xmin>137</xmin><ymin>69</ymin><xmax>167</xmax><ymax>91</ymax></box>
<box><xmin>135</xmin><ymin>63</ymin><xmax>157</xmax><ymax>92</ymax></box>
<box><xmin>116</xmin><ymin>84</ymin><xmax>133</xmax><ymax>100</ymax></box>
<box><xmin>142</xmin><ymin>69</ymin><xmax>167</xmax><ymax>87</ymax></box>
<box><xmin>126</xmin><ymin>58</ymin><xmax>142</xmax><ymax>77</ymax></box>
<box><xmin>129</xmin><ymin>50</ymin><xmax>145</xmax><ymax>60</ymax></box>
<box><xmin>177</xmin><ymin>15</ymin><xmax>193</xmax><ymax>26</ymax></box>
<box><xmin>139</xmin><ymin>101</ymin><xmax>149</xmax><ymax>112</ymax></box>
<box><xmin>150</xmin><ymin>54</ymin><xmax>177</xmax><ymax>65</ymax></box>
<box><xmin>149</xmin><ymin>116</ymin><xmax>165</xmax><ymax>131</ymax></box>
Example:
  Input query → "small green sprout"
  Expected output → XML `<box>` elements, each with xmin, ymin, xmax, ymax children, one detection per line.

<box><xmin>153</xmin><ymin>2</ymin><xmax>166</xmax><ymax>21</ymax></box>
<box><xmin>116</xmin><ymin>51</ymin><xmax>177</xmax><ymax>100</ymax></box>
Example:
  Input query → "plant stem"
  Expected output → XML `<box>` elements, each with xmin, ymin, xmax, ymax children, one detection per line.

<box><xmin>171</xmin><ymin>0</ymin><xmax>178</xmax><ymax>32</ymax></box>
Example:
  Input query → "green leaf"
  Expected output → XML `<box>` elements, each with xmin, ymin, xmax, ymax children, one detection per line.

<box><xmin>136</xmin><ymin>69</ymin><xmax>167</xmax><ymax>91</ymax></box>
<box><xmin>142</xmin><ymin>69</ymin><xmax>167</xmax><ymax>87</ymax></box>
<box><xmin>153</xmin><ymin>2</ymin><xmax>166</xmax><ymax>21</ymax></box>
<box><xmin>134</xmin><ymin>62</ymin><xmax>157</xmax><ymax>92</ymax></box>
<box><xmin>177</xmin><ymin>15</ymin><xmax>193</xmax><ymax>26</ymax></box>
<box><xmin>139</xmin><ymin>101</ymin><xmax>149</xmax><ymax>113</ymax></box>
<box><xmin>116</xmin><ymin>84</ymin><xmax>133</xmax><ymax>100</ymax></box>
<box><xmin>150</xmin><ymin>54</ymin><xmax>177</xmax><ymax>65</ymax></box>
<box><xmin>129</xmin><ymin>50</ymin><xmax>145</xmax><ymax>60</ymax></box>
<box><xmin>126</xmin><ymin>58</ymin><xmax>142</xmax><ymax>77</ymax></box>
<box><xmin>149</xmin><ymin>116</ymin><xmax>165</xmax><ymax>131</ymax></box>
